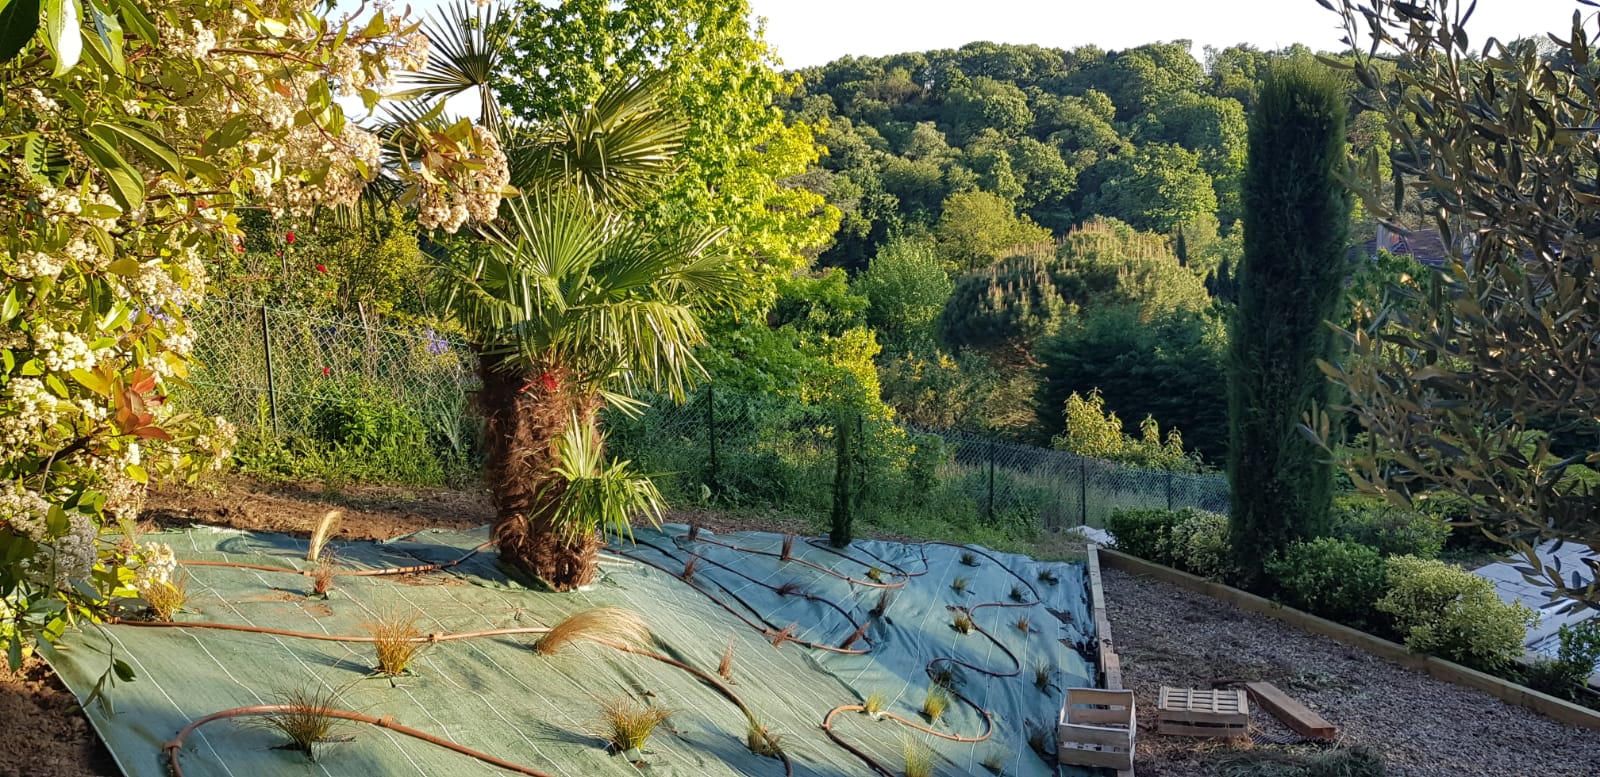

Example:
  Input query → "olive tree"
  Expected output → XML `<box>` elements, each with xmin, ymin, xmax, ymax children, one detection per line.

<box><xmin>1315</xmin><ymin>0</ymin><xmax>1600</xmax><ymax>610</ymax></box>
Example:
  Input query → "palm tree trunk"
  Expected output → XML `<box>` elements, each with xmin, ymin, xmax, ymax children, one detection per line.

<box><xmin>478</xmin><ymin>356</ymin><xmax>603</xmax><ymax>591</ymax></box>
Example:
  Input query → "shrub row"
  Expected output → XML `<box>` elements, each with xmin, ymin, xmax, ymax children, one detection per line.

<box><xmin>1107</xmin><ymin>506</ymin><xmax>1541</xmax><ymax>674</ymax></box>
<box><xmin>1104</xmin><ymin>507</ymin><xmax>1230</xmax><ymax>579</ymax></box>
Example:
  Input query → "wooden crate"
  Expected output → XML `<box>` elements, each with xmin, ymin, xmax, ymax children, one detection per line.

<box><xmin>1157</xmin><ymin>687</ymin><xmax>1249</xmax><ymax>738</ymax></box>
<box><xmin>1058</xmin><ymin>688</ymin><xmax>1136</xmax><ymax>771</ymax></box>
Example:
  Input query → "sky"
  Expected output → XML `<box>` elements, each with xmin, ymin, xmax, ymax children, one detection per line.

<box><xmin>744</xmin><ymin>0</ymin><xmax>1594</xmax><ymax>69</ymax></box>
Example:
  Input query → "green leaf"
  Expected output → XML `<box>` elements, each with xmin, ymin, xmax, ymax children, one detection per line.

<box><xmin>0</xmin><ymin>286</ymin><xmax>19</xmax><ymax>324</ymax></box>
<box><xmin>0</xmin><ymin>0</ymin><xmax>41</xmax><ymax>62</ymax></box>
<box><xmin>82</xmin><ymin>0</ymin><xmax>121</xmax><ymax>75</ymax></box>
<box><xmin>112</xmin><ymin>658</ymin><xmax>135</xmax><ymax>682</ymax></box>
<box><xmin>44</xmin><ymin>0</ymin><xmax>81</xmax><ymax>77</ymax></box>
<box><xmin>109</xmin><ymin>0</ymin><xmax>154</xmax><ymax>45</ymax></box>
<box><xmin>89</xmin><ymin>122</ymin><xmax>182</xmax><ymax>175</ymax></box>
<box><xmin>182</xmin><ymin>156</ymin><xmax>225</xmax><ymax>185</ymax></box>
<box><xmin>200</xmin><ymin>114</ymin><xmax>253</xmax><ymax>157</ymax></box>
<box><xmin>6</xmin><ymin>634</ymin><xmax>21</xmax><ymax>672</ymax></box>
<box><xmin>105</xmin><ymin>257</ymin><xmax>138</xmax><ymax>276</ymax></box>
<box><xmin>75</xmin><ymin>131</ymin><xmax>143</xmax><ymax>212</ymax></box>
<box><xmin>124</xmin><ymin>463</ymin><xmax>147</xmax><ymax>484</ymax></box>
<box><xmin>70</xmin><ymin>368</ymin><xmax>110</xmax><ymax>395</ymax></box>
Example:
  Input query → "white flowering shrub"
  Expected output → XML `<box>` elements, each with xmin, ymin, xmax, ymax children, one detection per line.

<box><xmin>0</xmin><ymin>0</ymin><xmax>503</xmax><ymax>661</ymax></box>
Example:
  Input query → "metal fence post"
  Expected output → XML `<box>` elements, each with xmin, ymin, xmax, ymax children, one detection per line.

<box><xmin>1166</xmin><ymin>469</ymin><xmax>1175</xmax><ymax>511</ymax></box>
<box><xmin>986</xmin><ymin>439</ymin><xmax>996</xmax><ymax>523</ymax></box>
<box><xmin>706</xmin><ymin>383</ymin><xmax>717</xmax><ymax>494</ymax></box>
<box><xmin>261</xmin><ymin>304</ymin><xmax>278</xmax><ymax>436</ymax></box>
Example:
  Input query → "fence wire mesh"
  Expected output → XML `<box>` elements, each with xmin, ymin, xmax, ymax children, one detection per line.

<box><xmin>178</xmin><ymin>299</ymin><xmax>481</xmax><ymax>462</ymax></box>
<box><xmin>179</xmin><ymin>299</ymin><xmax>1229</xmax><ymax>529</ymax></box>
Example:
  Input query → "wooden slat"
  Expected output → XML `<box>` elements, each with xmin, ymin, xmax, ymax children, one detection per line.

<box><xmin>1059</xmin><ymin>744</ymin><xmax>1135</xmax><ymax>770</ymax></box>
<box><xmin>1244</xmin><ymin>681</ymin><xmax>1337</xmax><ymax>741</ymax></box>
<box><xmin>1157</xmin><ymin>720</ymin><xmax>1248</xmax><ymax>738</ymax></box>
<box><xmin>1058</xmin><ymin>722</ymin><xmax>1135</xmax><ymax>748</ymax></box>
<box><xmin>1068</xmin><ymin>688</ymin><xmax>1135</xmax><ymax>707</ymax></box>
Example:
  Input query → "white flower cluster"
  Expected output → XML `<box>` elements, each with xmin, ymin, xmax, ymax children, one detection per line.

<box><xmin>0</xmin><ymin>481</ymin><xmax>52</xmax><ymax>542</ymax></box>
<box><xmin>188</xmin><ymin>20</ymin><xmax>216</xmax><ymax>59</ymax></box>
<box><xmin>133</xmin><ymin>542</ymin><xmax>177</xmax><ymax>588</ymax></box>
<box><xmin>56</xmin><ymin>513</ymin><xmax>97</xmax><ymax>580</ymax></box>
<box><xmin>33</xmin><ymin>323</ymin><xmax>98</xmax><ymax>372</ymax></box>
<box><xmin>13</xmin><ymin>250</ymin><xmax>63</xmax><ymax>279</ymax></box>
<box><xmin>0</xmin><ymin>378</ymin><xmax>66</xmax><ymax>450</ymax></box>
<box><xmin>417</xmin><ymin>126</ymin><xmax>510</xmax><ymax>231</ymax></box>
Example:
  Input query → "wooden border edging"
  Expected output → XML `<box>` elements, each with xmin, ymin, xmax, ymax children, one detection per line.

<box><xmin>1082</xmin><ymin>545</ymin><xmax>1134</xmax><ymax>777</ymax></box>
<box><xmin>1085</xmin><ymin>544</ymin><xmax>1122</xmax><ymax>691</ymax></box>
<box><xmin>1095</xmin><ymin>547</ymin><xmax>1600</xmax><ymax>732</ymax></box>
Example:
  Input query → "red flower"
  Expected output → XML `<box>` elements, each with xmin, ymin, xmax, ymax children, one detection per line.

<box><xmin>285</xmin><ymin>231</ymin><xmax>296</xmax><ymax>244</ymax></box>
<box><xmin>321</xmin><ymin>367</ymin><xmax>331</xmax><ymax>376</ymax></box>
<box><xmin>315</xmin><ymin>264</ymin><xmax>327</xmax><ymax>274</ymax></box>
<box><xmin>539</xmin><ymin>372</ymin><xmax>559</xmax><ymax>392</ymax></box>
<box><xmin>234</xmin><ymin>239</ymin><xmax>245</xmax><ymax>253</ymax></box>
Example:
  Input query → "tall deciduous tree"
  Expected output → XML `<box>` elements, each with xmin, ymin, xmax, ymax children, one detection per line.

<box><xmin>494</xmin><ymin>0</ymin><xmax>837</xmax><ymax>318</ymax></box>
<box><xmin>1228</xmin><ymin>59</ymin><xmax>1352</xmax><ymax>589</ymax></box>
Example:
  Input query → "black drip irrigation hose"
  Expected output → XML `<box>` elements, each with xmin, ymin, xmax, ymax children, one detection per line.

<box><xmin>614</xmin><ymin>531</ymin><xmax>1071</xmax><ymax>775</ymax></box>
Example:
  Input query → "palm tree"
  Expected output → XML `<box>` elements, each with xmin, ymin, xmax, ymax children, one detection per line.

<box><xmin>405</xmin><ymin>2</ymin><xmax>733</xmax><ymax>589</ymax></box>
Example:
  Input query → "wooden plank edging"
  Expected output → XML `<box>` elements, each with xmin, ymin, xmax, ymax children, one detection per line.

<box><xmin>1096</xmin><ymin>547</ymin><xmax>1600</xmax><ymax>731</ymax></box>
<box><xmin>1086</xmin><ymin>544</ymin><xmax>1122</xmax><ymax>690</ymax></box>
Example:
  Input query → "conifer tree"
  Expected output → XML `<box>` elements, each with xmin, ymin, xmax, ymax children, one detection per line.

<box><xmin>1227</xmin><ymin>60</ymin><xmax>1352</xmax><ymax>588</ymax></box>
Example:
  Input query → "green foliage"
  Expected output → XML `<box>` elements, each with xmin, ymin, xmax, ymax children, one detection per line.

<box><xmin>933</xmin><ymin>190</ymin><xmax>1053</xmax><ymax>272</ymax></box>
<box><xmin>539</xmin><ymin>418</ymin><xmax>665</xmax><ymax>544</ymax></box>
<box><xmin>876</xmin><ymin>349</ymin><xmax>1001</xmax><ymax>432</ymax></box>
<box><xmin>1376</xmin><ymin>555</ymin><xmax>1537</xmax><ymax>671</ymax></box>
<box><xmin>1106</xmin><ymin>507</ymin><xmax>1230</xmax><ymax>577</ymax></box>
<box><xmin>1317</xmin><ymin>0</ymin><xmax>1600</xmax><ymax>610</ymax></box>
<box><xmin>1037</xmin><ymin>304</ymin><xmax>1227</xmax><ymax>463</ymax></box>
<box><xmin>1052</xmin><ymin>390</ymin><xmax>1203</xmax><ymax>473</ymax></box>
<box><xmin>943</xmin><ymin>76</ymin><xmax>1034</xmax><ymax>143</ymax></box>
<box><xmin>1086</xmin><ymin>142</ymin><xmax>1218</xmax><ymax>234</ymax></box>
<box><xmin>1165</xmin><ymin>508</ymin><xmax>1231</xmax><ymax>580</ymax></box>
<box><xmin>1228</xmin><ymin>58</ymin><xmax>1353</xmax><ymax>589</ymax></box>
<box><xmin>1105</xmin><ymin>508</ymin><xmax>1185</xmax><ymax>567</ymax></box>
<box><xmin>940</xmin><ymin>255</ymin><xmax>1071</xmax><ymax>353</ymax></box>
<box><xmin>1331</xmin><ymin>494</ymin><xmax>1449</xmax><ymax>559</ymax></box>
<box><xmin>495</xmin><ymin>0</ymin><xmax>837</xmax><ymax>318</ymax></box>
<box><xmin>1522</xmin><ymin>621</ymin><xmax>1600</xmax><ymax>701</ymax></box>
<box><xmin>1266</xmin><ymin>538</ymin><xmax>1389</xmax><ymax>631</ymax></box>
<box><xmin>309</xmin><ymin>379</ymin><xmax>425</xmax><ymax>453</ymax></box>
<box><xmin>854</xmin><ymin>237</ymin><xmax>954</xmax><ymax>350</ymax></box>
<box><xmin>1516</xmin><ymin>623</ymin><xmax>1593</xmax><ymax>700</ymax></box>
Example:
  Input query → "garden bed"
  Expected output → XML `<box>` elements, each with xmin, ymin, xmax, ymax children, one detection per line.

<box><xmin>20</xmin><ymin>480</ymin><xmax>1094</xmax><ymax>777</ymax></box>
<box><xmin>1103</xmin><ymin>564</ymin><xmax>1600</xmax><ymax>776</ymax></box>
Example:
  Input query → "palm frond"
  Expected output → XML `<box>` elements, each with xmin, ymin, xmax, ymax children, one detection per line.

<box><xmin>513</xmin><ymin>77</ymin><xmax>686</xmax><ymax>208</ymax></box>
<box><xmin>536</xmin><ymin>417</ymin><xmax>665</xmax><ymax>544</ymax></box>
<box><xmin>395</xmin><ymin>0</ymin><xmax>514</xmax><ymax>132</ymax></box>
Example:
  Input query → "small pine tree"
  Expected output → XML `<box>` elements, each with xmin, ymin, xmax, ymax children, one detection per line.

<box><xmin>830</xmin><ymin>409</ymin><xmax>855</xmax><ymax>547</ymax></box>
<box><xmin>1228</xmin><ymin>59</ymin><xmax>1353</xmax><ymax>589</ymax></box>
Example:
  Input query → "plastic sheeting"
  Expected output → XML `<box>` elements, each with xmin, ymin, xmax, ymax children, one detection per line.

<box><xmin>48</xmin><ymin>524</ymin><xmax>1097</xmax><ymax>777</ymax></box>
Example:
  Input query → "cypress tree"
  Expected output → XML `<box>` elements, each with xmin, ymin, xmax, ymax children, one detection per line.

<box><xmin>1228</xmin><ymin>60</ymin><xmax>1352</xmax><ymax>589</ymax></box>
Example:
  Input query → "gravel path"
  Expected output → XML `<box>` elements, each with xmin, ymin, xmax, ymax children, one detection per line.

<box><xmin>1101</xmin><ymin>566</ymin><xmax>1600</xmax><ymax>777</ymax></box>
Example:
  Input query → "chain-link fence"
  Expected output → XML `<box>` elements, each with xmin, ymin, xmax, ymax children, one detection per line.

<box><xmin>178</xmin><ymin>299</ymin><xmax>1230</xmax><ymax>529</ymax></box>
<box><xmin>920</xmin><ymin>429</ymin><xmax>1230</xmax><ymax>529</ymax></box>
<box><xmin>178</xmin><ymin>300</ymin><xmax>481</xmax><ymax>466</ymax></box>
<box><xmin>604</xmin><ymin>385</ymin><xmax>1231</xmax><ymax>531</ymax></box>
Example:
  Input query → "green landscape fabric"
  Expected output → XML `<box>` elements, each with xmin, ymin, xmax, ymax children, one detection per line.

<box><xmin>47</xmin><ymin>525</ymin><xmax>1096</xmax><ymax>777</ymax></box>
